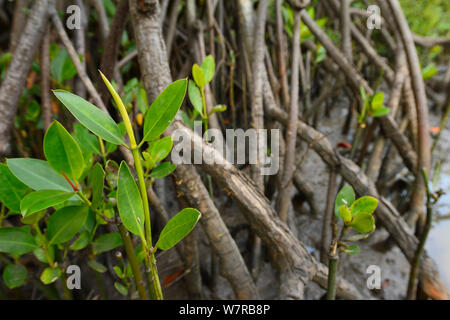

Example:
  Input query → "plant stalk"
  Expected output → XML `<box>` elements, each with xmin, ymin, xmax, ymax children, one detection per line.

<box><xmin>326</xmin><ymin>255</ymin><xmax>339</xmax><ymax>300</ymax></box>
<box><xmin>100</xmin><ymin>71</ymin><xmax>163</xmax><ymax>299</ymax></box>
<box><xmin>118</xmin><ymin>224</ymin><xmax>148</xmax><ymax>300</ymax></box>
<box><xmin>406</xmin><ymin>169</ymin><xmax>433</xmax><ymax>299</ymax></box>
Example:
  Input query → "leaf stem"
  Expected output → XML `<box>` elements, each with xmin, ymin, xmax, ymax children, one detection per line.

<box><xmin>326</xmin><ymin>256</ymin><xmax>338</xmax><ymax>300</ymax></box>
<box><xmin>118</xmin><ymin>224</ymin><xmax>148</xmax><ymax>300</ymax></box>
<box><xmin>100</xmin><ymin>71</ymin><xmax>163</xmax><ymax>299</ymax></box>
<box><xmin>406</xmin><ymin>168</ymin><xmax>434</xmax><ymax>299</ymax></box>
<box><xmin>98</xmin><ymin>137</ymin><xmax>107</xmax><ymax>164</ymax></box>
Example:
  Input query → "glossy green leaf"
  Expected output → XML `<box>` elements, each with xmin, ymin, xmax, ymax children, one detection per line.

<box><xmin>3</xmin><ymin>264</ymin><xmax>27</xmax><ymax>289</ymax></box>
<box><xmin>72</xmin><ymin>123</ymin><xmax>100</xmax><ymax>154</ymax></box>
<box><xmin>114</xmin><ymin>282</ymin><xmax>128</xmax><ymax>296</ymax></box>
<box><xmin>33</xmin><ymin>247</ymin><xmax>54</xmax><ymax>264</ymax></box>
<box><xmin>0</xmin><ymin>163</ymin><xmax>29</xmax><ymax>213</ymax></box>
<box><xmin>350</xmin><ymin>213</ymin><xmax>375</xmax><ymax>234</ymax></box>
<box><xmin>334</xmin><ymin>185</ymin><xmax>355</xmax><ymax>217</ymax></box>
<box><xmin>53</xmin><ymin>90</ymin><xmax>124</xmax><ymax>145</ymax></box>
<box><xmin>93</xmin><ymin>233</ymin><xmax>123</xmax><ymax>254</ymax></box>
<box><xmin>192</xmin><ymin>64</ymin><xmax>206</xmax><ymax>88</ymax></box>
<box><xmin>350</xmin><ymin>196</ymin><xmax>378</xmax><ymax>216</ymax></box>
<box><xmin>147</xmin><ymin>136</ymin><xmax>173</xmax><ymax>165</ymax></box>
<box><xmin>7</xmin><ymin>158</ymin><xmax>72</xmax><ymax>192</ymax></box>
<box><xmin>188</xmin><ymin>80</ymin><xmax>203</xmax><ymax>116</ymax></box>
<box><xmin>155</xmin><ymin>208</ymin><xmax>201</xmax><ymax>250</ymax></box>
<box><xmin>0</xmin><ymin>227</ymin><xmax>37</xmax><ymax>255</ymax></box>
<box><xmin>149</xmin><ymin>162</ymin><xmax>176</xmax><ymax>180</ymax></box>
<box><xmin>143</xmin><ymin>79</ymin><xmax>187</xmax><ymax>142</ymax></box>
<box><xmin>346</xmin><ymin>232</ymin><xmax>371</xmax><ymax>242</ymax></box>
<box><xmin>338</xmin><ymin>205</ymin><xmax>352</xmax><ymax>223</ymax></box>
<box><xmin>89</xmin><ymin>163</ymin><xmax>105</xmax><ymax>210</ymax></box>
<box><xmin>371</xmin><ymin>92</ymin><xmax>384</xmax><ymax>110</ymax></box>
<box><xmin>40</xmin><ymin>267</ymin><xmax>62</xmax><ymax>285</ymax></box>
<box><xmin>47</xmin><ymin>206</ymin><xmax>89</xmax><ymax>245</ymax></box>
<box><xmin>50</xmin><ymin>47</ymin><xmax>77</xmax><ymax>83</ymax></box>
<box><xmin>201</xmin><ymin>55</ymin><xmax>215</xmax><ymax>84</ymax></box>
<box><xmin>21</xmin><ymin>210</ymin><xmax>46</xmax><ymax>225</ymax></box>
<box><xmin>114</xmin><ymin>266</ymin><xmax>124</xmax><ymax>279</ymax></box>
<box><xmin>422</xmin><ymin>63</ymin><xmax>438</xmax><ymax>80</ymax></box>
<box><xmin>209</xmin><ymin>104</ymin><xmax>227</xmax><ymax>116</ymax></box>
<box><xmin>360</xmin><ymin>86</ymin><xmax>367</xmax><ymax>103</ymax></box>
<box><xmin>117</xmin><ymin>162</ymin><xmax>145</xmax><ymax>236</ymax></box>
<box><xmin>137</xmin><ymin>87</ymin><xmax>148</xmax><ymax>114</ymax></box>
<box><xmin>371</xmin><ymin>107</ymin><xmax>390</xmax><ymax>118</ymax></box>
<box><xmin>44</xmin><ymin>121</ymin><xmax>84</xmax><ymax>180</ymax></box>
<box><xmin>69</xmin><ymin>231</ymin><xmax>90</xmax><ymax>251</ymax></box>
<box><xmin>88</xmin><ymin>260</ymin><xmax>107</xmax><ymax>273</ymax></box>
<box><xmin>345</xmin><ymin>245</ymin><xmax>360</xmax><ymax>255</ymax></box>
<box><xmin>20</xmin><ymin>190</ymin><xmax>75</xmax><ymax>217</ymax></box>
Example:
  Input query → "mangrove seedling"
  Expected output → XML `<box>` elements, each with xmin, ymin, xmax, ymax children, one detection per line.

<box><xmin>327</xmin><ymin>184</ymin><xmax>378</xmax><ymax>300</ymax></box>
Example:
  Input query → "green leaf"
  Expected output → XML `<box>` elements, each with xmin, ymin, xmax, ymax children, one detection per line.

<box><xmin>422</xmin><ymin>63</ymin><xmax>439</xmax><ymax>80</ymax></box>
<box><xmin>371</xmin><ymin>107</ymin><xmax>390</xmax><ymax>117</ymax></box>
<box><xmin>0</xmin><ymin>163</ymin><xmax>29</xmax><ymax>213</ymax></box>
<box><xmin>113</xmin><ymin>266</ymin><xmax>124</xmax><ymax>279</ymax></box>
<box><xmin>346</xmin><ymin>232</ymin><xmax>372</xmax><ymax>242</ymax></box>
<box><xmin>345</xmin><ymin>245</ymin><xmax>360</xmax><ymax>255</ymax></box>
<box><xmin>47</xmin><ymin>206</ymin><xmax>89</xmax><ymax>245</ymax></box>
<box><xmin>338</xmin><ymin>205</ymin><xmax>352</xmax><ymax>223</ymax></box>
<box><xmin>188</xmin><ymin>80</ymin><xmax>203</xmax><ymax>116</ymax></box>
<box><xmin>137</xmin><ymin>87</ymin><xmax>148</xmax><ymax>114</ymax></box>
<box><xmin>209</xmin><ymin>104</ymin><xmax>227</xmax><ymax>116</ymax></box>
<box><xmin>21</xmin><ymin>210</ymin><xmax>46</xmax><ymax>225</ymax></box>
<box><xmin>350</xmin><ymin>196</ymin><xmax>378</xmax><ymax>216</ymax></box>
<box><xmin>149</xmin><ymin>162</ymin><xmax>176</xmax><ymax>179</ymax></box>
<box><xmin>117</xmin><ymin>162</ymin><xmax>145</xmax><ymax>236</ymax></box>
<box><xmin>371</xmin><ymin>92</ymin><xmax>385</xmax><ymax>110</ymax></box>
<box><xmin>147</xmin><ymin>137</ymin><xmax>173</xmax><ymax>164</ymax></box>
<box><xmin>155</xmin><ymin>208</ymin><xmax>201</xmax><ymax>251</ymax></box>
<box><xmin>334</xmin><ymin>185</ymin><xmax>355</xmax><ymax>217</ymax></box>
<box><xmin>40</xmin><ymin>267</ymin><xmax>62</xmax><ymax>285</ymax></box>
<box><xmin>192</xmin><ymin>64</ymin><xmax>206</xmax><ymax>88</ymax></box>
<box><xmin>88</xmin><ymin>260</ymin><xmax>107</xmax><ymax>273</ymax></box>
<box><xmin>315</xmin><ymin>44</ymin><xmax>326</xmax><ymax>63</ymax></box>
<box><xmin>89</xmin><ymin>163</ymin><xmax>105</xmax><ymax>210</ymax></box>
<box><xmin>72</xmin><ymin>123</ymin><xmax>100</xmax><ymax>154</ymax></box>
<box><xmin>432</xmin><ymin>160</ymin><xmax>441</xmax><ymax>190</ymax></box>
<box><xmin>50</xmin><ymin>47</ymin><xmax>77</xmax><ymax>83</ymax></box>
<box><xmin>143</xmin><ymin>79</ymin><xmax>187</xmax><ymax>142</ymax></box>
<box><xmin>69</xmin><ymin>231</ymin><xmax>90</xmax><ymax>251</ymax></box>
<box><xmin>33</xmin><ymin>247</ymin><xmax>54</xmax><ymax>264</ymax></box>
<box><xmin>0</xmin><ymin>227</ymin><xmax>37</xmax><ymax>255</ymax></box>
<box><xmin>93</xmin><ymin>233</ymin><xmax>123</xmax><ymax>254</ymax></box>
<box><xmin>3</xmin><ymin>264</ymin><xmax>27</xmax><ymax>289</ymax></box>
<box><xmin>53</xmin><ymin>90</ymin><xmax>124</xmax><ymax>145</ymax></box>
<box><xmin>201</xmin><ymin>55</ymin><xmax>215</xmax><ymax>84</ymax></box>
<box><xmin>360</xmin><ymin>86</ymin><xmax>366</xmax><ymax>103</ymax></box>
<box><xmin>349</xmin><ymin>213</ymin><xmax>375</xmax><ymax>234</ymax></box>
<box><xmin>20</xmin><ymin>190</ymin><xmax>75</xmax><ymax>217</ymax></box>
<box><xmin>114</xmin><ymin>281</ymin><xmax>128</xmax><ymax>296</ymax></box>
<box><xmin>7</xmin><ymin>158</ymin><xmax>73</xmax><ymax>192</ymax></box>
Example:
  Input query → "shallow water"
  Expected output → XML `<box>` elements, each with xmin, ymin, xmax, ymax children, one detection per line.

<box><xmin>426</xmin><ymin>157</ymin><xmax>450</xmax><ymax>289</ymax></box>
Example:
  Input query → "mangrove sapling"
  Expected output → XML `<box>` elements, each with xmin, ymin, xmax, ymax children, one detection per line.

<box><xmin>0</xmin><ymin>74</ymin><xmax>201</xmax><ymax>300</ymax></box>
<box><xmin>406</xmin><ymin>169</ymin><xmax>442</xmax><ymax>299</ymax></box>
<box><xmin>187</xmin><ymin>55</ymin><xmax>226</xmax><ymax>293</ymax></box>
<box><xmin>327</xmin><ymin>185</ymin><xmax>378</xmax><ymax>300</ymax></box>
<box><xmin>351</xmin><ymin>87</ymin><xmax>391</xmax><ymax>160</ymax></box>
